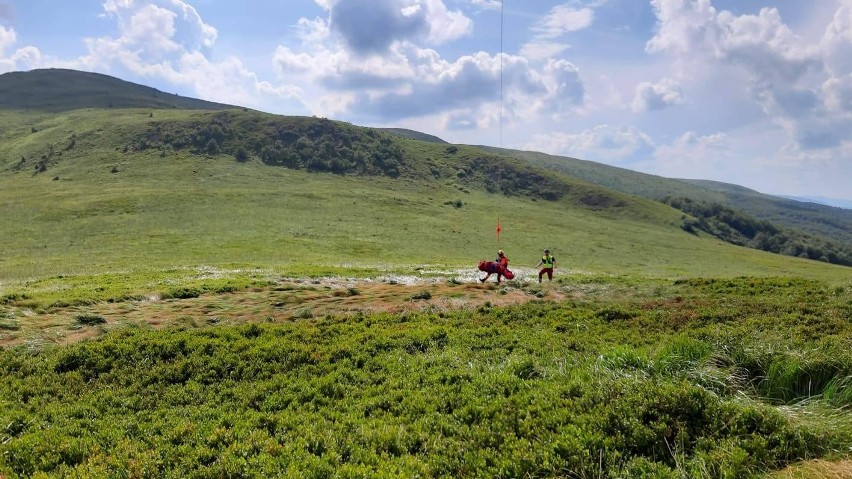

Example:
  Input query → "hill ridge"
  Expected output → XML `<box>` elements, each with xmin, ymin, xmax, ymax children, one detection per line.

<box><xmin>0</xmin><ymin>68</ymin><xmax>237</xmax><ymax>112</ymax></box>
<box><xmin>480</xmin><ymin>145</ymin><xmax>852</xmax><ymax>248</ymax></box>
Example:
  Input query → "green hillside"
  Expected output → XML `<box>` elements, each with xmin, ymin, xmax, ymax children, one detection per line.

<box><xmin>0</xmin><ymin>69</ymin><xmax>235</xmax><ymax>112</ymax></box>
<box><xmin>2</xmin><ymin>106</ymin><xmax>849</xmax><ymax>302</ymax></box>
<box><xmin>0</xmin><ymin>68</ymin><xmax>848</xmax><ymax>301</ymax></box>
<box><xmin>479</xmin><ymin>146</ymin><xmax>726</xmax><ymax>204</ymax></box>
<box><xmin>481</xmin><ymin>146</ymin><xmax>852</xmax><ymax>252</ymax></box>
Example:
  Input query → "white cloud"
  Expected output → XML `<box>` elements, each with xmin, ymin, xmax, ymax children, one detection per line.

<box><xmin>470</xmin><ymin>0</ymin><xmax>501</xmax><ymax>11</ymax></box>
<box><xmin>342</xmin><ymin>49</ymin><xmax>550</xmax><ymax>121</ymax></box>
<box><xmin>654</xmin><ymin>130</ymin><xmax>727</xmax><ymax>167</ymax></box>
<box><xmin>520</xmin><ymin>41</ymin><xmax>570</xmax><ymax>62</ymax></box>
<box><xmin>631</xmin><ymin>77</ymin><xmax>684</xmax><ymax>112</ymax></box>
<box><xmin>534</xmin><ymin>5</ymin><xmax>594</xmax><ymax>38</ymax></box>
<box><xmin>524</xmin><ymin>124</ymin><xmax>655</xmax><ymax>164</ymax></box>
<box><xmin>274</xmin><ymin>43</ymin><xmax>415</xmax><ymax>89</ymax></box>
<box><xmin>821</xmin><ymin>0</ymin><xmax>852</xmax><ymax>75</ymax></box>
<box><xmin>637</xmin><ymin>127</ymin><xmax>852</xmax><ymax>198</ymax></box>
<box><xmin>823</xmin><ymin>74</ymin><xmax>852</xmax><ymax>112</ymax></box>
<box><xmin>0</xmin><ymin>24</ymin><xmax>15</xmax><ymax>54</ymax></box>
<box><xmin>101</xmin><ymin>0</ymin><xmax>217</xmax><ymax>49</ymax></box>
<box><xmin>636</xmin><ymin>129</ymin><xmax>764</xmax><ymax>184</ymax></box>
<box><xmin>273</xmin><ymin>1</ymin><xmax>589</xmax><ymax>124</ymax></box>
<box><xmin>444</xmin><ymin>111</ymin><xmax>481</xmax><ymax>130</ymax></box>
<box><xmin>0</xmin><ymin>25</ymin><xmax>43</xmax><ymax>73</ymax></box>
<box><xmin>646</xmin><ymin>1</ymin><xmax>852</xmax><ymax>152</ymax></box>
<box><xmin>126</xmin><ymin>4</ymin><xmax>180</xmax><ymax>54</ymax></box>
<box><xmin>327</xmin><ymin>0</ymin><xmax>471</xmax><ymax>55</ymax></box>
<box><xmin>164</xmin><ymin>0</ymin><xmax>217</xmax><ymax>48</ymax></box>
<box><xmin>330</xmin><ymin>0</ymin><xmax>428</xmax><ymax>55</ymax></box>
<box><xmin>538</xmin><ymin>59</ymin><xmax>585</xmax><ymax>116</ymax></box>
<box><xmin>520</xmin><ymin>2</ymin><xmax>603</xmax><ymax>63</ymax></box>
<box><xmin>295</xmin><ymin>16</ymin><xmax>331</xmax><ymax>44</ymax></box>
<box><xmin>424</xmin><ymin>0</ymin><xmax>473</xmax><ymax>44</ymax></box>
<box><xmin>75</xmin><ymin>0</ymin><xmax>305</xmax><ymax>111</ymax></box>
<box><xmin>101</xmin><ymin>0</ymin><xmax>132</xmax><ymax>16</ymax></box>
<box><xmin>646</xmin><ymin>0</ymin><xmax>718</xmax><ymax>56</ymax></box>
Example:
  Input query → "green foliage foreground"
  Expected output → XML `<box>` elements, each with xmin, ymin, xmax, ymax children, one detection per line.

<box><xmin>1</xmin><ymin>277</ymin><xmax>850</xmax><ymax>478</ymax></box>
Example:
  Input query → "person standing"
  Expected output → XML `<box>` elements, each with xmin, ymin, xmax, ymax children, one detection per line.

<box><xmin>536</xmin><ymin>249</ymin><xmax>556</xmax><ymax>283</ymax></box>
<box><xmin>496</xmin><ymin>249</ymin><xmax>508</xmax><ymax>269</ymax></box>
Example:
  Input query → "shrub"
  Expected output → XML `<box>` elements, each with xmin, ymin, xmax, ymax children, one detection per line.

<box><xmin>162</xmin><ymin>287</ymin><xmax>202</xmax><ymax>299</ymax></box>
<box><xmin>234</xmin><ymin>146</ymin><xmax>249</xmax><ymax>162</ymax></box>
<box><xmin>206</xmin><ymin>138</ymin><xmax>220</xmax><ymax>155</ymax></box>
<box><xmin>410</xmin><ymin>291</ymin><xmax>432</xmax><ymax>300</ymax></box>
<box><xmin>0</xmin><ymin>319</ymin><xmax>21</xmax><ymax>331</ymax></box>
<box><xmin>75</xmin><ymin>314</ymin><xmax>106</xmax><ymax>326</ymax></box>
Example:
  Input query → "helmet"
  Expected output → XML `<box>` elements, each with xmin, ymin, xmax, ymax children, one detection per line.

<box><xmin>497</xmin><ymin>249</ymin><xmax>504</xmax><ymax>255</ymax></box>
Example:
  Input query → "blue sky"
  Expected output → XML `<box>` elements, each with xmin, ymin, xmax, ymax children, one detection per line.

<box><xmin>1</xmin><ymin>0</ymin><xmax>850</xmax><ymax>200</ymax></box>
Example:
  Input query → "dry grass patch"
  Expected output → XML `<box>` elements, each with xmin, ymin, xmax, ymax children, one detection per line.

<box><xmin>1</xmin><ymin>279</ymin><xmax>568</xmax><ymax>348</ymax></box>
<box><xmin>772</xmin><ymin>460</ymin><xmax>852</xmax><ymax>479</ymax></box>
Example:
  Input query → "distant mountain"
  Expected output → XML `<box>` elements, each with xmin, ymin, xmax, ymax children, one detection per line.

<box><xmin>478</xmin><ymin>146</ymin><xmax>728</xmax><ymax>204</ymax></box>
<box><xmin>380</xmin><ymin>128</ymin><xmax>448</xmax><ymax>144</ymax></box>
<box><xmin>0</xmin><ymin>69</ymin><xmax>237</xmax><ymax>112</ymax></box>
<box><xmin>778</xmin><ymin>195</ymin><xmax>852</xmax><ymax>210</ymax></box>
<box><xmin>481</xmin><ymin>146</ymin><xmax>852</xmax><ymax>248</ymax></box>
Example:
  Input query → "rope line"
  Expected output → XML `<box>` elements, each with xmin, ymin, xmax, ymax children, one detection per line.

<box><xmin>496</xmin><ymin>0</ymin><xmax>504</xmax><ymax>246</ymax></box>
<box><xmin>499</xmin><ymin>0</ymin><xmax>504</xmax><ymax>150</ymax></box>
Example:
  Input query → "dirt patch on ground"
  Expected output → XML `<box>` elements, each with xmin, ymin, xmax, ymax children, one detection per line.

<box><xmin>1</xmin><ymin>276</ymin><xmax>570</xmax><ymax>349</ymax></box>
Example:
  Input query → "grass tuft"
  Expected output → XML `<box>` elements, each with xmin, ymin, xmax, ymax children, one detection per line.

<box><xmin>74</xmin><ymin>314</ymin><xmax>106</xmax><ymax>326</ymax></box>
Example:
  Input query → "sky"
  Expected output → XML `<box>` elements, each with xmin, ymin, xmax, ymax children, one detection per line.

<box><xmin>1</xmin><ymin>0</ymin><xmax>850</xmax><ymax>200</ymax></box>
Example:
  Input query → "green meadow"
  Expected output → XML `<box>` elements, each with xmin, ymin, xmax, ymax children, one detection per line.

<box><xmin>1</xmin><ymin>104</ymin><xmax>851</xmax><ymax>478</ymax></box>
<box><xmin>1</xmin><ymin>109</ymin><xmax>848</xmax><ymax>303</ymax></box>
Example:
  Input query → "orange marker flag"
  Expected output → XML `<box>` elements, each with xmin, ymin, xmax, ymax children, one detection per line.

<box><xmin>496</xmin><ymin>218</ymin><xmax>502</xmax><ymax>242</ymax></box>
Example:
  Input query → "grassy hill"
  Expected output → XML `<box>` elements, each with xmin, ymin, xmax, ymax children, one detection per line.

<box><xmin>2</xmin><ymin>106</ymin><xmax>849</xmax><ymax>300</ymax></box>
<box><xmin>480</xmin><ymin>146</ymin><xmax>852</xmax><ymax>252</ymax></box>
<box><xmin>478</xmin><ymin>146</ymin><xmax>726</xmax><ymax>204</ymax></box>
<box><xmin>0</xmin><ymin>69</ymin><xmax>236</xmax><ymax>112</ymax></box>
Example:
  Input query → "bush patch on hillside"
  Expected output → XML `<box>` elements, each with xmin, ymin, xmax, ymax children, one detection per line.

<box><xmin>139</xmin><ymin>112</ymin><xmax>406</xmax><ymax>177</ymax></box>
<box><xmin>664</xmin><ymin>197</ymin><xmax>852</xmax><ymax>267</ymax></box>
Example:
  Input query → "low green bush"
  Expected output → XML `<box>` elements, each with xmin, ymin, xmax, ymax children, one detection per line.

<box><xmin>1</xmin><ymin>277</ymin><xmax>850</xmax><ymax>477</ymax></box>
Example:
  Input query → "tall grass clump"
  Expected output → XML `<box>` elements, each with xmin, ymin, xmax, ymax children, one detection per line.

<box><xmin>727</xmin><ymin>338</ymin><xmax>852</xmax><ymax>406</ymax></box>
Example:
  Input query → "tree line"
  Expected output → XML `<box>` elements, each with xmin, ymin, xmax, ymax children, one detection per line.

<box><xmin>664</xmin><ymin>196</ymin><xmax>852</xmax><ymax>266</ymax></box>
